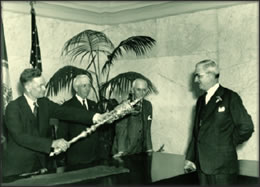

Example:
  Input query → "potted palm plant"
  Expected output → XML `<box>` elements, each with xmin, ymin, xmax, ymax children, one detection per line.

<box><xmin>46</xmin><ymin>29</ymin><xmax>158</xmax><ymax>112</ymax></box>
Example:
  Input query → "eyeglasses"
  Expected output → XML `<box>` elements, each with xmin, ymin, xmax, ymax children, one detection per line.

<box><xmin>194</xmin><ymin>73</ymin><xmax>208</xmax><ymax>79</ymax></box>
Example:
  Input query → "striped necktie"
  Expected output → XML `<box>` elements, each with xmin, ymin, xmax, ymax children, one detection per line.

<box><xmin>82</xmin><ymin>99</ymin><xmax>88</xmax><ymax>110</ymax></box>
<box><xmin>33</xmin><ymin>101</ymin><xmax>38</xmax><ymax>117</ymax></box>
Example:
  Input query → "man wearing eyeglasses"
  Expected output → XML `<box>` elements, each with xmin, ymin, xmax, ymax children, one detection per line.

<box><xmin>184</xmin><ymin>59</ymin><xmax>254</xmax><ymax>185</ymax></box>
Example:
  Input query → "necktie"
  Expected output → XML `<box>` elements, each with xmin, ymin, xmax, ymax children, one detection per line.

<box><xmin>33</xmin><ymin>102</ymin><xmax>38</xmax><ymax>117</ymax></box>
<box><xmin>132</xmin><ymin>100</ymin><xmax>142</xmax><ymax>115</ymax></box>
<box><xmin>82</xmin><ymin>100</ymin><xmax>88</xmax><ymax>110</ymax></box>
<box><xmin>205</xmin><ymin>92</ymin><xmax>209</xmax><ymax>105</ymax></box>
<box><xmin>199</xmin><ymin>94</ymin><xmax>206</xmax><ymax>121</ymax></box>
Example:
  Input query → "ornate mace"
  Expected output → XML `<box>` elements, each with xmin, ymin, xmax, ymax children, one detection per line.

<box><xmin>49</xmin><ymin>97</ymin><xmax>143</xmax><ymax>157</ymax></box>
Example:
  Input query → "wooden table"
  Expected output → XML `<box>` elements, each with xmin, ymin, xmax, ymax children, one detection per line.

<box><xmin>2</xmin><ymin>152</ymin><xmax>258</xmax><ymax>185</ymax></box>
<box><xmin>2</xmin><ymin>152</ymin><xmax>186</xmax><ymax>185</ymax></box>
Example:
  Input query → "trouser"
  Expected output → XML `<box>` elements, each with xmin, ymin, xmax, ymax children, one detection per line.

<box><xmin>198</xmin><ymin>171</ymin><xmax>237</xmax><ymax>185</ymax></box>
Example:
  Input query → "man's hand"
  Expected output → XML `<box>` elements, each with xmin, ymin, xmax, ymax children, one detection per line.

<box><xmin>51</xmin><ymin>138</ymin><xmax>70</xmax><ymax>152</ymax></box>
<box><xmin>92</xmin><ymin>113</ymin><xmax>107</xmax><ymax>124</ymax></box>
<box><xmin>92</xmin><ymin>113</ymin><xmax>101</xmax><ymax>124</ymax></box>
<box><xmin>93</xmin><ymin>112</ymin><xmax>114</xmax><ymax>124</ymax></box>
<box><xmin>184</xmin><ymin>160</ymin><xmax>196</xmax><ymax>173</ymax></box>
<box><xmin>104</xmin><ymin>112</ymin><xmax>114</xmax><ymax>124</ymax></box>
<box><xmin>113</xmin><ymin>151</ymin><xmax>124</xmax><ymax>158</ymax></box>
<box><xmin>146</xmin><ymin>149</ymin><xmax>153</xmax><ymax>156</ymax></box>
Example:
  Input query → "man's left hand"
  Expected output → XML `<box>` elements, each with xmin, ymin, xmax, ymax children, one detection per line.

<box><xmin>146</xmin><ymin>149</ymin><xmax>153</xmax><ymax>156</ymax></box>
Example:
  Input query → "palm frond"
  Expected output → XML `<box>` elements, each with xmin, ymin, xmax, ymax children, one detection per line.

<box><xmin>46</xmin><ymin>65</ymin><xmax>92</xmax><ymax>96</ymax></box>
<box><xmin>100</xmin><ymin>71</ymin><xmax>158</xmax><ymax>99</ymax></box>
<box><xmin>62</xmin><ymin>30</ymin><xmax>114</xmax><ymax>64</ymax></box>
<box><xmin>102</xmin><ymin>36</ymin><xmax>156</xmax><ymax>74</ymax></box>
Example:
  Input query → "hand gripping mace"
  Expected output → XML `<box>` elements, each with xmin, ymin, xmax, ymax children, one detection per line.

<box><xmin>49</xmin><ymin>97</ymin><xmax>144</xmax><ymax>157</ymax></box>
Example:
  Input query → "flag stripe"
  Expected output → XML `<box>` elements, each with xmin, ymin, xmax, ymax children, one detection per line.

<box><xmin>30</xmin><ymin>7</ymin><xmax>42</xmax><ymax>72</ymax></box>
<box><xmin>1</xmin><ymin>19</ymin><xmax>8</xmax><ymax>61</ymax></box>
<box><xmin>1</xmin><ymin>19</ymin><xmax>13</xmax><ymax>113</ymax></box>
<box><xmin>1</xmin><ymin>18</ymin><xmax>13</xmax><ymax>148</ymax></box>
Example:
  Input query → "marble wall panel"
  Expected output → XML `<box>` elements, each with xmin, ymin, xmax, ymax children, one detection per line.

<box><xmin>217</xmin><ymin>3</ymin><xmax>259</xmax><ymax>160</ymax></box>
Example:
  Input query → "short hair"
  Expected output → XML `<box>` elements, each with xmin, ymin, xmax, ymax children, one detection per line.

<box><xmin>73</xmin><ymin>74</ymin><xmax>92</xmax><ymax>91</ymax></box>
<box><xmin>196</xmin><ymin>59</ymin><xmax>220</xmax><ymax>78</ymax></box>
<box><xmin>20</xmin><ymin>68</ymin><xmax>42</xmax><ymax>87</ymax></box>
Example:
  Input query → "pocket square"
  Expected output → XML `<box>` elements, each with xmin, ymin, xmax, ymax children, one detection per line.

<box><xmin>218</xmin><ymin>106</ymin><xmax>225</xmax><ymax>112</ymax></box>
<box><xmin>148</xmin><ymin>115</ymin><xmax>152</xmax><ymax>120</ymax></box>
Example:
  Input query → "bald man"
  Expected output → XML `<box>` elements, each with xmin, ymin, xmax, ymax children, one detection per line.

<box><xmin>112</xmin><ymin>78</ymin><xmax>153</xmax><ymax>157</ymax></box>
<box><xmin>57</xmin><ymin>74</ymin><xmax>100</xmax><ymax>166</ymax></box>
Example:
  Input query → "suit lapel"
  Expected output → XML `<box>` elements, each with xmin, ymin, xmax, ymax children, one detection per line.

<box><xmin>141</xmin><ymin>100</ymin><xmax>147</xmax><ymax>121</ymax></box>
<box><xmin>37</xmin><ymin>98</ymin><xmax>47</xmax><ymax>134</ymax></box>
<box><xmin>141</xmin><ymin>100</ymin><xmax>150</xmax><ymax>124</ymax></box>
<box><xmin>19</xmin><ymin>96</ymin><xmax>35</xmax><ymax>118</ymax></box>
<box><xmin>194</xmin><ymin>94</ymin><xmax>206</xmax><ymax>130</ymax></box>
<box><xmin>198</xmin><ymin>86</ymin><xmax>225</xmax><ymax>140</ymax></box>
<box><xmin>19</xmin><ymin>96</ymin><xmax>40</xmax><ymax>134</ymax></box>
<box><xmin>87</xmin><ymin>99</ymin><xmax>97</xmax><ymax>111</ymax></box>
<box><xmin>70</xmin><ymin>96</ymin><xmax>84</xmax><ymax>109</ymax></box>
<box><xmin>198</xmin><ymin>93</ymin><xmax>206</xmax><ymax>114</ymax></box>
<box><xmin>73</xmin><ymin>96</ymin><xmax>96</xmax><ymax>111</ymax></box>
<box><xmin>201</xmin><ymin>86</ymin><xmax>225</xmax><ymax>122</ymax></box>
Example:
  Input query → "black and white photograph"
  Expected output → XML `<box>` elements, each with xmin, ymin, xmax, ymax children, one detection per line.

<box><xmin>1</xmin><ymin>1</ymin><xmax>258</xmax><ymax>185</ymax></box>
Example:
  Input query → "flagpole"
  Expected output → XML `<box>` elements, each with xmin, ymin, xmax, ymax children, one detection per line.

<box><xmin>29</xmin><ymin>1</ymin><xmax>35</xmax><ymax>9</ymax></box>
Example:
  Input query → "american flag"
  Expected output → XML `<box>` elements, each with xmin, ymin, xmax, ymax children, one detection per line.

<box><xmin>30</xmin><ymin>7</ymin><xmax>42</xmax><ymax>72</ymax></box>
<box><xmin>1</xmin><ymin>19</ymin><xmax>13</xmax><ymax>113</ymax></box>
<box><xmin>1</xmin><ymin>19</ymin><xmax>12</xmax><ymax>148</ymax></box>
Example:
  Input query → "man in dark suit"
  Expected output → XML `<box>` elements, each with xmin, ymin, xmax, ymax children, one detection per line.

<box><xmin>57</xmin><ymin>74</ymin><xmax>100</xmax><ymax>166</ymax></box>
<box><xmin>112</xmin><ymin>78</ymin><xmax>153</xmax><ymax>157</ymax></box>
<box><xmin>184</xmin><ymin>59</ymin><xmax>254</xmax><ymax>185</ymax></box>
<box><xmin>2</xmin><ymin>68</ymin><xmax>105</xmax><ymax>177</ymax></box>
<box><xmin>96</xmin><ymin>97</ymin><xmax>118</xmax><ymax>160</ymax></box>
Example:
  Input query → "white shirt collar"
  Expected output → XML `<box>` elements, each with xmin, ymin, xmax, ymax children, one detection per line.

<box><xmin>75</xmin><ymin>94</ymin><xmax>88</xmax><ymax>109</ymax></box>
<box><xmin>24</xmin><ymin>94</ymin><xmax>37</xmax><ymax>112</ymax></box>
<box><xmin>205</xmin><ymin>83</ymin><xmax>220</xmax><ymax>104</ymax></box>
